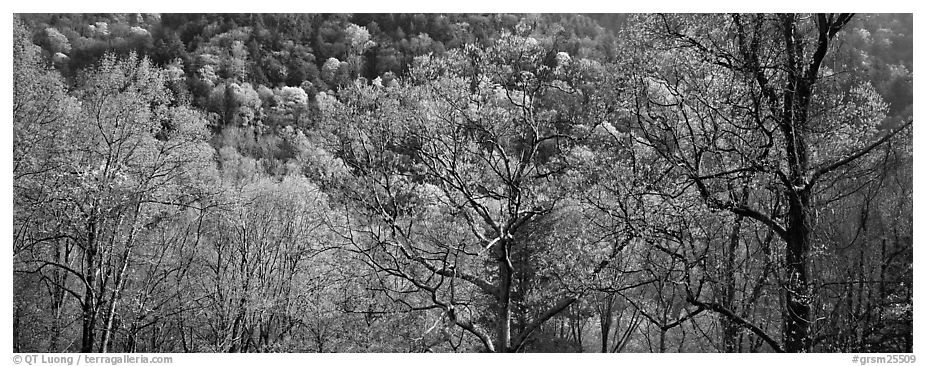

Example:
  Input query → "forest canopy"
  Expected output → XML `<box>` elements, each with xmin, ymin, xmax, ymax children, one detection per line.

<box><xmin>12</xmin><ymin>13</ymin><xmax>912</xmax><ymax>353</ymax></box>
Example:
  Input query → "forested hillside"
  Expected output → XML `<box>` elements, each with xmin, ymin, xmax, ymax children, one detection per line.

<box><xmin>13</xmin><ymin>13</ymin><xmax>912</xmax><ymax>353</ymax></box>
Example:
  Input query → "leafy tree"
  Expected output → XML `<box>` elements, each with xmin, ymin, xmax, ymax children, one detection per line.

<box><xmin>322</xmin><ymin>32</ymin><xmax>616</xmax><ymax>352</ymax></box>
<box><xmin>624</xmin><ymin>13</ymin><xmax>912</xmax><ymax>352</ymax></box>
<box><xmin>14</xmin><ymin>45</ymin><xmax>215</xmax><ymax>352</ymax></box>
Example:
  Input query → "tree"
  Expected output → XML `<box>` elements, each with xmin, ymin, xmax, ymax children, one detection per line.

<box><xmin>625</xmin><ymin>13</ymin><xmax>912</xmax><ymax>352</ymax></box>
<box><xmin>322</xmin><ymin>32</ymin><xmax>613</xmax><ymax>352</ymax></box>
<box><xmin>197</xmin><ymin>175</ymin><xmax>333</xmax><ymax>352</ymax></box>
<box><xmin>13</xmin><ymin>17</ymin><xmax>85</xmax><ymax>352</ymax></box>
<box><xmin>14</xmin><ymin>47</ymin><xmax>215</xmax><ymax>352</ymax></box>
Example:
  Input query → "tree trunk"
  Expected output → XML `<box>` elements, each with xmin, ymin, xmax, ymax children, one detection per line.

<box><xmin>722</xmin><ymin>214</ymin><xmax>744</xmax><ymax>352</ymax></box>
<box><xmin>100</xmin><ymin>249</ymin><xmax>131</xmax><ymax>352</ymax></box>
<box><xmin>13</xmin><ymin>303</ymin><xmax>21</xmax><ymax>352</ymax></box>
<box><xmin>575</xmin><ymin>316</ymin><xmax>584</xmax><ymax>351</ymax></box>
<box><xmin>229</xmin><ymin>299</ymin><xmax>247</xmax><ymax>352</ymax></box>
<box><xmin>599</xmin><ymin>294</ymin><xmax>614</xmax><ymax>353</ymax></box>
<box><xmin>101</xmin><ymin>205</ymin><xmax>143</xmax><ymax>353</ymax></box>
<box><xmin>783</xmin><ymin>191</ymin><xmax>812</xmax><ymax>352</ymax></box>
<box><xmin>494</xmin><ymin>240</ymin><xmax>512</xmax><ymax>352</ymax></box>
<box><xmin>50</xmin><ymin>242</ymin><xmax>67</xmax><ymax>351</ymax></box>
<box><xmin>780</xmin><ymin>14</ymin><xmax>815</xmax><ymax>352</ymax></box>
<box><xmin>658</xmin><ymin>328</ymin><xmax>666</xmax><ymax>353</ymax></box>
<box><xmin>81</xmin><ymin>217</ymin><xmax>99</xmax><ymax>353</ymax></box>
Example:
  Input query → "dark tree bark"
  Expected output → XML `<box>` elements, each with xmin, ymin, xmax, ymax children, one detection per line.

<box><xmin>721</xmin><ymin>214</ymin><xmax>744</xmax><ymax>352</ymax></box>
<box><xmin>494</xmin><ymin>239</ymin><xmax>513</xmax><ymax>352</ymax></box>
<box><xmin>81</xmin><ymin>216</ymin><xmax>99</xmax><ymax>353</ymax></box>
<box><xmin>598</xmin><ymin>294</ymin><xmax>614</xmax><ymax>353</ymax></box>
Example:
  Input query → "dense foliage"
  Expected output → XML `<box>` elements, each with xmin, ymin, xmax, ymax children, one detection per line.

<box><xmin>13</xmin><ymin>13</ymin><xmax>912</xmax><ymax>353</ymax></box>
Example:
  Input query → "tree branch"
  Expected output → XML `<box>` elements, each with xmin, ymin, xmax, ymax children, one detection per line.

<box><xmin>447</xmin><ymin>307</ymin><xmax>496</xmax><ymax>352</ymax></box>
<box><xmin>810</xmin><ymin>119</ymin><xmax>911</xmax><ymax>186</ymax></box>
<box><xmin>691</xmin><ymin>175</ymin><xmax>787</xmax><ymax>239</ymax></box>
<box><xmin>410</xmin><ymin>255</ymin><xmax>498</xmax><ymax>298</ymax></box>
<box><xmin>511</xmin><ymin>296</ymin><xmax>578</xmax><ymax>352</ymax></box>
<box><xmin>687</xmin><ymin>297</ymin><xmax>783</xmax><ymax>352</ymax></box>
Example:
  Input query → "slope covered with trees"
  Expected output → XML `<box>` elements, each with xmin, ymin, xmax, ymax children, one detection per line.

<box><xmin>13</xmin><ymin>13</ymin><xmax>912</xmax><ymax>353</ymax></box>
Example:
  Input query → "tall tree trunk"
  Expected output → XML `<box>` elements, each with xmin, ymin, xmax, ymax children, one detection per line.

<box><xmin>776</xmin><ymin>13</ymin><xmax>856</xmax><ymax>351</ymax></box>
<box><xmin>100</xmin><ymin>248</ymin><xmax>131</xmax><ymax>352</ymax></box>
<box><xmin>857</xmin><ymin>248</ymin><xmax>868</xmax><ymax>350</ymax></box>
<box><xmin>780</xmin><ymin>13</ymin><xmax>812</xmax><ymax>352</ymax></box>
<box><xmin>783</xmin><ymin>191</ymin><xmax>812</xmax><ymax>352</ymax></box>
<box><xmin>13</xmin><ymin>303</ymin><xmax>21</xmax><ymax>352</ymax></box>
<box><xmin>658</xmin><ymin>328</ymin><xmax>666</xmax><ymax>353</ymax></box>
<box><xmin>599</xmin><ymin>294</ymin><xmax>614</xmax><ymax>353</ymax></box>
<box><xmin>50</xmin><ymin>242</ymin><xmax>67</xmax><ymax>351</ymax></box>
<box><xmin>81</xmin><ymin>217</ymin><xmax>99</xmax><ymax>353</ymax></box>
<box><xmin>101</xmin><ymin>204</ymin><xmax>142</xmax><ymax>353</ymax></box>
<box><xmin>575</xmin><ymin>315</ymin><xmax>584</xmax><ymax>351</ymax></box>
<box><xmin>495</xmin><ymin>240</ymin><xmax>512</xmax><ymax>352</ymax></box>
<box><xmin>722</xmin><ymin>214</ymin><xmax>744</xmax><ymax>352</ymax></box>
<box><xmin>878</xmin><ymin>238</ymin><xmax>887</xmax><ymax>307</ymax></box>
